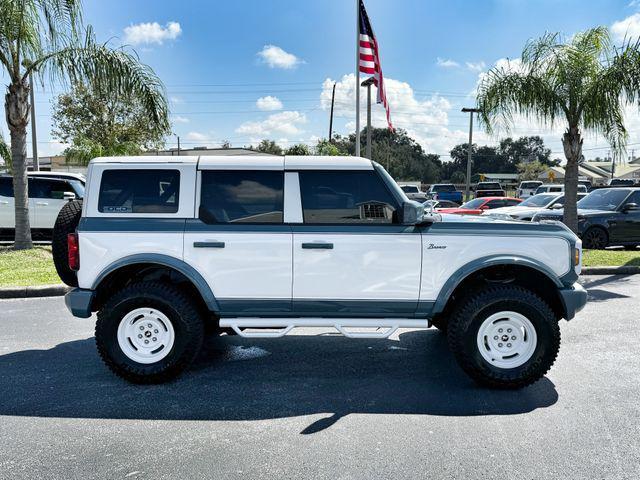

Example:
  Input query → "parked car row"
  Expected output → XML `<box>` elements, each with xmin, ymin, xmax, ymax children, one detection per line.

<box><xmin>0</xmin><ymin>172</ymin><xmax>85</xmax><ymax>240</ymax></box>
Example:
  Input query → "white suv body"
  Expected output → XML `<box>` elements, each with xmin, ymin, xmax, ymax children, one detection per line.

<box><xmin>63</xmin><ymin>155</ymin><xmax>587</xmax><ymax>387</ymax></box>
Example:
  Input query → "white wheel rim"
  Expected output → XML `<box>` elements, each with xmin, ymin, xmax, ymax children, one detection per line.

<box><xmin>476</xmin><ymin>311</ymin><xmax>537</xmax><ymax>369</ymax></box>
<box><xmin>117</xmin><ymin>308</ymin><xmax>175</xmax><ymax>364</ymax></box>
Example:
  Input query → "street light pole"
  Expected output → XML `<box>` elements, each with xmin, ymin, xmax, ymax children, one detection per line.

<box><xmin>328</xmin><ymin>82</ymin><xmax>336</xmax><ymax>142</ymax></box>
<box><xmin>361</xmin><ymin>77</ymin><xmax>375</xmax><ymax>159</ymax></box>
<box><xmin>29</xmin><ymin>73</ymin><xmax>39</xmax><ymax>171</ymax></box>
<box><xmin>462</xmin><ymin>107</ymin><xmax>481</xmax><ymax>201</ymax></box>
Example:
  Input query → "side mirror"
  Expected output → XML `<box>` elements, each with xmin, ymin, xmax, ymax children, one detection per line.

<box><xmin>402</xmin><ymin>201</ymin><xmax>422</xmax><ymax>225</ymax></box>
<box><xmin>550</xmin><ymin>203</ymin><xmax>564</xmax><ymax>209</ymax></box>
<box><xmin>479</xmin><ymin>205</ymin><xmax>489</xmax><ymax>210</ymax></box>
<box><xmin>63</xmin><ymin>191</ymin><xmax>77</xmax><ymax>201</ymax></box>
<box><xmin>622</xmin><ymin>202</ymin><xmax>639</xmax><ymax>212</ymax></box>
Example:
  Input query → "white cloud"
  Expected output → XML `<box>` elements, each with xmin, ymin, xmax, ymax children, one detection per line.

<box><xmin>169</xmin><ymin>96</ymin><xmax>183</xmax><ymax>104</ymax></box>
<box><xmin>320</xmin><ymin>74</ymin><xmax>472</xmax><ymax>155</ymax></box>
<box><xmin>124</xmin><ymin>21</ymin><xmax>182</xmax><ymax>46</ymax></box>
<box><xmin>436</xmin><ymin>57</ymin><xmax>460</xmax><ymax>68</ymax></box>
<box><xmin>257</xmin><ymin>45</ymin><xmax>303</xmax><ymax>69</ymax></box>
<box><xmin>184</xmin><ymin>131</ymin><xmax>221</xmax><ymax>148</ymax></box>
<box><xmin>256</xmin><ymin>95</ymin><xmax>283</xmax><ymax>111</ymax></box>
<box><xmin>172</xmin><ymin>115</ymin><xmax>189</xmax><ymax>124</ymax></box>
<box><xmin>611</xmin><ymin>13</ymin><xmax>640</xmax><ymax>42</ymax></box>
<box><xmin>466</xmin><ymin>61</ymin><xmax>486</xmax><ymax>72</ymax></box>
<box><xmin>236</xmin><ymin>111</ymin><xmax>307</xmax><ymax>137</ymax></box>
<box><xmin>186</xmin><ymin>131</ymin><xmax>210</xmax><ymax>142</ymax></box>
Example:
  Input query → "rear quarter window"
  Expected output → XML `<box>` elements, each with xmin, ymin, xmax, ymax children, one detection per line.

<box><xmin>98</xmin><ymin>169</ymin><xmax>180</xmax><ymax>214</ymax></box>
<box><xmin>0</xmin><ymin>178</ymin><xmax>13</xmax><ymax>197</ymax></box>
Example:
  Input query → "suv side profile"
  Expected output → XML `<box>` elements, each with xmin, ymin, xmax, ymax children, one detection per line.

<box><xmin>59</xmin><ymin>155</ymin><xmax>587</xmax><ymax>388</ymax></box>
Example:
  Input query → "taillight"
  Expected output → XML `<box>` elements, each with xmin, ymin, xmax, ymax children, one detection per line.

<box><xmin>68</xmin><ymin>233</ymin><xmax>79</xmax><ymax>271</ymax></box>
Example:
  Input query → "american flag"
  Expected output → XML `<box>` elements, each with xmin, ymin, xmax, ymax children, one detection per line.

<box><xmin>358</xmin><ymin>0</ymin><xmax>392</xmax><ymax>130</ymax></box>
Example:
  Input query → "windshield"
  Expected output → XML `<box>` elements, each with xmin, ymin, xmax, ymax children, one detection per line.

<box><xmin>68</xmin><ymin>179</ymin><xmax>85</xmax><ymax>198</ymax></box>
<box><xmin>460</xmin><ymin>198</ymin><xmax>486</xmax><ymax>209</ymax></box>
<box><xmin>401</xmin><ymin>185</ymin><xmax>419</xmax><ymax>193</ymax></box>
<box><xmin>520</xmin><ymin>193</ymin><xmax>557</xmax><ymax>207</ymax></box>
<box><xmin>577</xmin><ymin>189</ymin><xmax>630</xmax><ymax>211</ymax></box>
<box><xmin>478</xmin><ymin>183</ymin><xmax>501</xmax><ymax>190</ymax></box>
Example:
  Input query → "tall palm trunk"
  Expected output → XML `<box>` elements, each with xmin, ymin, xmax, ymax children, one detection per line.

<box><xmin>5</xmin><ymin>80</ymin><xmax>32</xmax><ymax>250</ymax></box>
<box><xmin>562</xmin><ymin>125</ymin><xmax>583</xmax><ymax>234</ymax></box>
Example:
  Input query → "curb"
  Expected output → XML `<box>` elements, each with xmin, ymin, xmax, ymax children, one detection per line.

<box><xmin>0</xmin><ymin>284</ymin><xmax>70</xmax><ymax>299</ymax></box>
<box><xmin>581</xmin><ymin>266</ymin><xmax>640</xmax><ymax>275</ymax></box>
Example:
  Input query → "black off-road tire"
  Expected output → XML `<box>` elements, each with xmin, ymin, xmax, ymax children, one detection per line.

<box><xmin>447</xmin><ymin>285</ymin><xmax>560</xmax><ymax>389</ymax></box>
<box><xmin>96</xmin><ymin>281</ymin><xmax>205</xmax><ymax>384</ymax></box>
<box><xmin>51</xmin><ymin>199</ymin><xmax>83</xmax><ymax>286</ymax></box>
<box><xmin>430</xmin><ymin>315</ymin><xmax>448</xmax><ymax>334</ymax></box>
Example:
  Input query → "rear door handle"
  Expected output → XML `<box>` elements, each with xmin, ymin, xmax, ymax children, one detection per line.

<box><xmin>0</xmin><ymin>201</ymin><xmax>8</xmax><ymax>205</ymax></box>
<box><xmin>36</xmin><ymin>202</ymin><xmax>49</xmax><ymax>206</ymax></box>
<box><xmin>193</xmin><ymin>241</ymin><xmax>225</xmax><ymax>248</ymax></box>
<box><xmin>302</xmin><ymin>242</ymin><xmax>334</xmax><ymax>249</ymax></box>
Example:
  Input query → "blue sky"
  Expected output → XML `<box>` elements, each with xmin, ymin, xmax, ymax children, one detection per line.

<box><xmin>10</xmin><ymin>0</ymin><xmax>640</xmax><ymax>159</ymax></box>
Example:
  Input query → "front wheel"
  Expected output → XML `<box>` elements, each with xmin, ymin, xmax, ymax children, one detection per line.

<box><xmin>582</xmin><ymin>227</ymin><xmax>608</xmax><ymax>250</ymax></box>
<box><xmin>96</xmin><ymin>282</ymin><xmax>204</xmax><ymax>384</ymax></box>
<box><xmin>447</xmin><ymin>285</ymin><xmax>560</xmax><ymax>389</ymax></box>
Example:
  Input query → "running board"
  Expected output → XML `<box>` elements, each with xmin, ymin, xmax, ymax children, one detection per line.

<box><xmin>218</xmin><ymin>318</ymin><xmax>429</xmax><ymax>339</ymax></box>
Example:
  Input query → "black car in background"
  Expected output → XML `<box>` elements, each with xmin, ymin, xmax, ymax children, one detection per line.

<box><xmin>532</xmin><ymin>188</ymin><xmax>640</xmax><ymax>249</ymax></box>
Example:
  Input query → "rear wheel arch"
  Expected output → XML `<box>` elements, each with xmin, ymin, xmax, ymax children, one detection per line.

<box><xmin>92</xmin><ymin>254</ymin><xmax>219</xmax><ymax>315</ymax></box>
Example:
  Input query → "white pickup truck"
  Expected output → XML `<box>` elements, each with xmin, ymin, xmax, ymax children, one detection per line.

<box><xmin>55</xmin><ymin>155</ymin><xmax>587</xmax><ymax>388</ymax></box>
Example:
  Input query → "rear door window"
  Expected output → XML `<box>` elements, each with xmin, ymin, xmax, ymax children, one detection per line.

<box><xmin>29</xmin><ymin>178</ymin><xmax>73</xmax><ymax>199</ymax></box>
<box><xmin>98</xmin><ymin>169</ymin><xmax>180</xmax><ymax>214</ymax></box>
<box><xmin>0</xmin><ymin>178</ymin><xmax>13</xmax><ymax>197</ymax></box>
<box><xmin>299</xmin><ymin>171</ymin><xmax>399</xmax><ymax>224</ymax></box>
<box><xmin>199</xmin><ymin>170</ymin><xmax>284</xmax><ymax>224</ymax></box>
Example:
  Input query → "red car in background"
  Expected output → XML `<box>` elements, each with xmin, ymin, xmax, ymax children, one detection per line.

<box><xmin>437</xmin><ymin>196</ymin><xmax>522</xmax><ymax>215</ymax></box>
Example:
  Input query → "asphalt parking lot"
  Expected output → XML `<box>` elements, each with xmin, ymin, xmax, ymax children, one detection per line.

<box><xmin>0</xmin><ymin>275</ymin><xmax>639</xmax><ymax>479</ymax></box>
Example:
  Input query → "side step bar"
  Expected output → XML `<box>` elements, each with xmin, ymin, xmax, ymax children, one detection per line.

<box><xmin>218</xmin><ymin>318</ymin><xmax>429</xmax><ymax>339</ymax></box>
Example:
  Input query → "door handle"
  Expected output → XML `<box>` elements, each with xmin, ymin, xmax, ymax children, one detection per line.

<box><xmin>302</xmin><ymin>242</ymin><xmax>334</xmax><ymax>249</ymax></box>
<box><xmin>0</xmin><ymin>201</ymin><xmax>8</xmax><ymax>205</ymax></box>
<box><xmin>193</xmin><ymin>241</ymin><xmax>225</xmax><ymax>248</ymax></box>
<box><xmin>36</xmin><ymin>202</ymin><xmax>49</xmax><ymax>206</ymax></box>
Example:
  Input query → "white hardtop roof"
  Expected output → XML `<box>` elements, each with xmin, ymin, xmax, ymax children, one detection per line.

<box><xmin>90</xmin><ymin>156</ymin><xmax>198</xmax><ymax>164</ymax></box>
<box><xmin>91</xmin><ymin>155</ymin><xmax>374</xmax><ymax>170</ymax></box>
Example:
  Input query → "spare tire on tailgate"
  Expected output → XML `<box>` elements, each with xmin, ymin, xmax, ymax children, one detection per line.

<box><xmin>52</xmin><ymin>199</ymin><xmax>83</xmax><ymax>287</ymax></box>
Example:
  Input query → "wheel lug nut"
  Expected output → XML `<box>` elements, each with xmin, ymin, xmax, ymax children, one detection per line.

<box><xmin>138</xmin><ymin>334</ymin><xmax>142</xmax><ymax>338</ymax></box>
<box><xmin>139</xmin><ymin>326</ymin><xmax>144</xmax><ymax>330</ymax></box>
<box><xmin>154</xmin><ymin>329</ymin><xmax>158</xmax><ymax>333</ymax></box>
<box><xmin>493</xmin><ymin>336</ymin><xmax>498</xmax><ymax>340</ymax></box>
<box><xmin>147</xmin><ymin>323</ymin><xmax>152</xmax><ymax>328</ymax></box>
<box><xmin>498</xmin><ymin>328</ymin><xmax>503</xmax><ymax>333</ymax></box>
<box><xmin>152</xmin><ymin>337</ymin><xmax>157</xmax><ymax>342</ymax></box>
<box><xmin>507</xmin><ymin>343</ymin><xmax>512</xmax><ymax>348</ymax></box>
<box><xmin>498</xmin><ymin>343</ymin><xmax>503</xmax><ymax>347</ymax></box>
<box><xmin>511</xmin><ymin>336</ymin><xmax>516</xmax><ymax>340</ymax></box>
<box><xmin>144</xmin><ymin>340</ymin><xmax>149</xmax><ymax>344</ymax></box>
<box><xmin>507</xmin><ymin>328</ymin><xmax>512</xmax><ymax>333</ymax></box>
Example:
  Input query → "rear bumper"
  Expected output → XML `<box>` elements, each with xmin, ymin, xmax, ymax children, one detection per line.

<box><xmin>559</xmin><ymin>282</ymin><xmax>588</xmax><ymax>320</ymax></box>
<box><xmin>64</xmin><ymin>288</ymin><xmax>95</xmax><ymax>318</ymax></box>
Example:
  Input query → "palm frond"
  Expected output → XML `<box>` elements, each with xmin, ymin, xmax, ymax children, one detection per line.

<box><xmin>28</xmin><ymin>27</ymin><xmax>169</xmax><ymax>131</ymax></box>
<box><xmin>0</xmin><ymin>133</ymin><xmax>11</xmax><ymax>172</ymax></box>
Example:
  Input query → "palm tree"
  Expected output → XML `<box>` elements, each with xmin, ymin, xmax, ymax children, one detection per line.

<box><xmin>477</xmin><ymin>27</ymin><xmax>640</xmax><ymax>233</ymax></box>
<box><xmin>1</xmin><ymin>0</ymin><xmax>169</xmax><ymax>249</ymax></box>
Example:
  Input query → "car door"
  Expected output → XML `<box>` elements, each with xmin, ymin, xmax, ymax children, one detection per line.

<box><xmin>616</xmin><ymin>191</ymin><xmax>640</xmax><ymax>243</ymax></box>
<box><xmin>29</xmin><ymin>178</ymin><xmax>71</xmax><ymax>229</ymax></box>
<box><xmin>183</xmin><ymin>167</ymin><xmax>293</xmax><ymax>315</ymax></box>
<box><xmin>292</xmin><ymin>169</ymin><xmax>422</xmax><ymax>316</ymax></box>
<box><xmin>483</xmin><ymin>199</ymin><xmax>506</xmax><ymax>210</ymax></box>
<box><xmin>0</xmin><ymin>177</ymin><xmax>15</xmax><ymax>230</ymax></box>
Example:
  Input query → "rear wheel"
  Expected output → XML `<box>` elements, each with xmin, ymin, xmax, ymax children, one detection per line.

<box><xmin>96</xmin><ymin>282</ymin><xmax>204</xmax><ymax>384</ymax></box>
<box><xmin>582</xmin><ymin>227</ymin><xmax>608</xmax><ymax>250</ymax></box>
<box><xmin>52</xmin><ymin>199</ymin><xmax>83</xmax><ymax>286</ymax></box>
<box><xmin>447</xmin><ymin>285</ymin><xmax>560</xmax><ymax>389</ymax></box>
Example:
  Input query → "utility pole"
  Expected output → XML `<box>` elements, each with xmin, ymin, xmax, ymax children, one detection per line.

<box><xmin>174</xmin><ymin>134</ymin><xmax>181</xmax><ymax>156</ymax></box>
<box><xmin>361</xmin><ymin>77</ymin><xmax>375</xmax><ymax>159</ymax></box>
<box><xmin>29</xmin><ymin>73</ymin><xmax>39</xmax><ymax>171</ymax></box>
<box><xmin>328</xmin><ymin>82</ymin><xmax>336</xmax><ymax>142</ymax></box>
<box><xmin>462</xmin><ymin>107</ymin><xmax>480</xmax><ymax>201</ymax></box>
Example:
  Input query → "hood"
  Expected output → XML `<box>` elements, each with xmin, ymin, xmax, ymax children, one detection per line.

<box><xmin>484</xmin><ymin>206</ymin><xmax>540</xmax><ymax>216</ymax></box>
<box><xmin>439</xmin><ymin>212</ymin><xmax>523</xmax><ymax>225</ymax></box>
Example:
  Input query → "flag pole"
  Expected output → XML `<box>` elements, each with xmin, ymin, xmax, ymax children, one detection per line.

<box><xmin>355</xmin><ymin>0</ymin><xmax>361</xmax><ymax>157</ymax></box>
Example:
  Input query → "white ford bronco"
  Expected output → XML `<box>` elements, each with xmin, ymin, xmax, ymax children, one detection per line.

<box><xmin>55</xmin><ymin>155</ymin><xmax>587</xmax><ymax>388</ymax></box>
